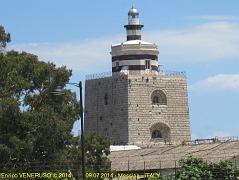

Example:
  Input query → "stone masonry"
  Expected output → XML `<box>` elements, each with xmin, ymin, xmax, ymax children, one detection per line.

<box><xmin>84</xmin><ymin>71</ymin><xmax>191</xmax><ymax>146</ymax></box>
<box><xmin>85</xmin><ymin>74</ymin><xmax>129</xmax><ymax>145</ymax></box>
<box><xmin>84</xmin><ymin>6</ymin><xmax>191</xmax><ymax>146</ymax></box>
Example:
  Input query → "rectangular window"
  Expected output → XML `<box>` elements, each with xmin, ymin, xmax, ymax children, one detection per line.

<box><xmin>145</xmin><ymin>60</ymin><xmax>150</xmax><ymax>70</ymax></box>
<box><xmin>104</xmin><ymin>93</ymin><xmax>108</xmax><ymax>105</ymax></box>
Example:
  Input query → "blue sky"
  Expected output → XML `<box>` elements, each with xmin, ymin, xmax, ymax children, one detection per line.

<box><xmin>1</xmin><ymin>0</ymin><xmax>239</xmax><ymax>139</ymax></box>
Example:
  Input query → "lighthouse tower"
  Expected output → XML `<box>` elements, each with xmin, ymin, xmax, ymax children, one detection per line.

<box><xmin>85</xmin><ymin>7</ymin><xmax>191</xmax><ymax>146</ymax></box>
<box><xmin>111</xmin><ymin>6</ymin><xmax>159</xmax><ymax>74</ymax></box>
<box><xmin>124</xmin><ymin>6</ymin><xmax>144</xmax><ymax>41</ymax></box>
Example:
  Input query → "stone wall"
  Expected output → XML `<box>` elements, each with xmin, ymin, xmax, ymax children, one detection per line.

<box><xmin>85</xmin><ymin>74</ymin><xmax>129</xmax><ymax>145</ymax></box>
<box><xmin>85</xmin><ymin>72</ymin><xmax>191</xmax><ymax>145</ymax></box>
<box><xmin>127</xmin><ymin>73</ymin><xmax>191</xmax><ymax>145</ymax></box>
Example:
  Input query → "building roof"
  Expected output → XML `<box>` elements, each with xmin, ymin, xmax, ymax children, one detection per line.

<box><xmin>110</xmin><ymin>145</ymin><xmax>141</xmax><ymax>152</ymax></box>
<box><xmin>112</xmin><ymin>40</ymin><xmax>154</xmax><ymax>47</ymax></box>
<box><xmin>108</xmin><ymin>141</ymin><xmax>239</xmax><ymax>171</ymax></box>
<box><xmin>128</xmin><ymin>6</ymin><xmax>139</xmax><ymax>15</ymax></box>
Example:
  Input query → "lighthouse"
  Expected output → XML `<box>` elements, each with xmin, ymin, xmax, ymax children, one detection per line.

<box><xmin>85</xmin><ymin>7</ymin><xmax>191</xmax><ymax>146</ymax></box>
<box><xmin>124</xmin><ymin>6</ymin><xmax>144</xmax><ymax>41</ymax></box>
<box><xmin>111</xmin><ymin>6</ymin><xmax>159</xmax><ymax>74</ymax></box>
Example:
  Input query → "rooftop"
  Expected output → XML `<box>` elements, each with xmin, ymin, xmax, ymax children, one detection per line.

<box><xmin>112</xmin><ymin>40</ymin><xmax>154</xmax><ymax>47</ymax></box>
<box><xmin>108</xmin><ymin>137</ymin><xmax>239</xmax><ymax>172</ymax></box>
<box><xmin>110</xmin><ymin>145</ymin><xmax>141</xmax><ymax>152</ymax></box>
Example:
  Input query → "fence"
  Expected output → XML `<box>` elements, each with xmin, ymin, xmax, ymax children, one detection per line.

<box><xmin>85</xmin><ymin>70</ymin><xmax>186</xmax><ymax>80</ymax></box>
<box><xmin>1</xmin><ymin>157</ymin><xmax>238</xmax><ymax>180</ymax></box>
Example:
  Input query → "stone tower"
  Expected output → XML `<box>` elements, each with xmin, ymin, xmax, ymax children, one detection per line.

<box><xmin>84</xmin><ymin>6</ymin><xmax>191</xmax><ymax>146</ymax></box>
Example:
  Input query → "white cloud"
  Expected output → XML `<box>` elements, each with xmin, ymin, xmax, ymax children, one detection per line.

<box><xmin>8</xmin><ymin>21</ymin><xmax>239</xmax><ymax>73</ymax></box>
<box><xmin>145</xmin><ymin>22</ymin><xmax>239</xmax><ymax>62</ymax></box>
<box><xmin>9</xmin><ymin>35</ymin><xmax>123</xmax><ymax>74</ymax></box>
<box><xmin>189</xmin><ymin>74</ymin><xmax>239</xmax><ymax>92</ymax></box>
<box><xmin>198</xmin><ymin>15</ymin><xmax>239</xmax><ymax>21</ymax></box>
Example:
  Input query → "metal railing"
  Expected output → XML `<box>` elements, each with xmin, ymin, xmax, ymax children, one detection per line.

<box><xmin>160</xmin><ymin>70</ymin><xmax>186</xmax><ymax>77</ymax></box>
<box><xmin>85</xmin><ymin>71</ymin><xmax>113</xmax><ymax>80</ymax></box>
<box><xmin>183</xmin><ymin>136</ymin><xmax>239</xmax><ymax>145</ymax></box>
<box><xmin>85</xmin><ymin>70</ymin><xmax>186</xmax><ymax>80</ymax></box>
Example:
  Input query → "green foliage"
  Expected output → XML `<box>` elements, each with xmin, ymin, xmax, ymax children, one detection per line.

<box><xmin>0</xmin><ymin>25</ymin><xmax>10</xmax><ymax>50</ymax></box>
<box><xmin>176</xmin><ymin>156</ymin><xmax>239</xmax><ymax>180</ymax></box>
<box><xmin>177</xmin><ymin>156</ymin><xmax>212</xmax><ymax>180</ymax></box>
<box><xmin>0</xmin><ymin>50</ymin><xmax>80</xmax><ymax>170</ymax></box>
<box><xmin>209</xmin><ymin>160</ymin><xmax>239</xmax><ymax>180</ymax></box>
<box><xmin>66</xmin><ymin>134</ymin><xmax>111</xmax><ymax>180</ymax></box>
<box><xmin>85</xmin><ymin>134</ymin><xmax>110</xmax><ymax>173</ymax></box>
<box><xmin>0</xmin><ymin>26</ymin><xmax>111</xmax><ymax>180</ymax></box>
<box><xmin>150</xmin><ymin>156</ymin><xmax>239</xmax><ymax>180</ymax></box>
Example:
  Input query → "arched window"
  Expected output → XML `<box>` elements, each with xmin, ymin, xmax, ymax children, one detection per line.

<box><xmin>151</xmin><ymin>90</ymin><xmax>167</xmax><ymax>105</ymax></box>
<box><xmin>150</xmin><ymin>122</ymin><xmax>171</xmax><ymax>141</ymax></box>
<box><xmin>152</xmin><ymin>130</ymin><xmax>162</xmax><ymax>138</ymax></box>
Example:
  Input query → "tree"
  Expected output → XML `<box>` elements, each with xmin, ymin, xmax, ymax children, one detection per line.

<box><xmin>177</xmin><ymin>156</ymin><xmax>212</xmax><ymax>180</ymax></box>
<box><xmin>67</xmin><ymin>134</ymin><xmax>111</xmax><ymax>180</ymax></box>
<box><xmin>0</xmin><ymin>26</ymin><xmax>111</xmax><ymax>179</ymax></box>
<box><xmin>0</xmin><ymin>25</ymin><xmax>11</xmax><ymax>51</ymax></box>
<box><xmin>150</xmin><ymin>156</ymin><xmax>239</xmax><ymax>180</ymax></box>
<box><xmin>209</xmin><ymin>160</ymin><xmax>239</xmax><ymax>179</ymax></box>
<box><xmin>0</xmin><ymin>50</ymin><xmax>80</xmax><ymax>170</ymax></box>
<box><xmin>176</xmin><ymin>156</ymin><xmax>239</xmax><ymax>180</ymax></box>
<box><xmin>85</xmin><ymin>134</ymin><xmax>111</xmax><ymax>174</ymax></box>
